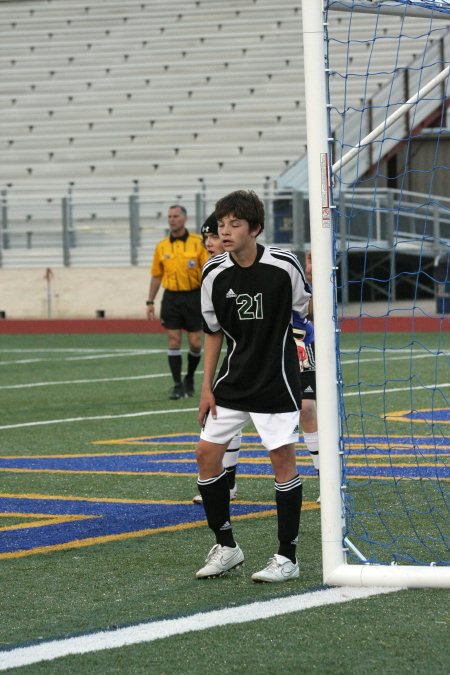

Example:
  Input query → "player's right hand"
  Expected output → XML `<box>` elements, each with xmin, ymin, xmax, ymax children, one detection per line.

<box><xmin>198</xmin><ymin>390</ymin><xmax>217</xmax><ymax>426</ymax></box>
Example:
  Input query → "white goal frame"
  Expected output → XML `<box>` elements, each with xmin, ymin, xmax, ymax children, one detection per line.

<box><xmin>302</xmin><ymin>0</ymin><xmax>450</xmax><ymax>588</ymax></box>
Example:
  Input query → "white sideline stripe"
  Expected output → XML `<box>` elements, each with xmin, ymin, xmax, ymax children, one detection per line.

<box><xmin>0</xmin><ymin>408</ymin><xmax>199</xmax><ymax>431</ymax></box>
<box><xmin>0</xmin><ymin>373</ymin><xmax>171</xmax><ymax>390</ymax></box>
<box><xmin>0</xmin><ymin>349</ymin><xmax>163</xmax><ymax>353</ymax></box>
<box><xmin>345</xmin><ymin>382</ymin><xmax>450</xmax><ymax>396</ymax></box>
<box><xmin>0</xmin><ymin>586</ymin><xmax>402</xmax><ymax>671</ymax></box>
<box><xmin>341</xmin><ymin>352</ymin><xmax>442</xmax><ymax>365</ymax></box>
<box><xmin>1</xmin><ymin>382</ymin><xmax>449</xmax><ymax>430</ymax></box>
<box><xmin>0</xmin><ymin>350</ymin><xmax>164</xmax><ymax>366</ymax></box>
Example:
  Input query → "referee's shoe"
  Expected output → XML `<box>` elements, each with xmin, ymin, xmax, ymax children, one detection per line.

<box><xmin>183</xmin><ymin>375</ymin><xmax>195</xmax><ymax>397</ymax></box>
<box><xmin>169</xmin><ymin>382</ymin><xmax>184</xmax><ymax>400</ymax></box>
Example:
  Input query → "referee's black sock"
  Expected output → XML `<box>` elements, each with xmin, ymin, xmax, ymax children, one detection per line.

<box><xmin>168</xmin><ymin>349</ymin><xmax>182</xmax><ymax>384</ymax></box>
<box><xmin>186</xmin><ymin>349</ymin><xmax>201</xmax><ymax>379</ymax></box>
<box><xmin>275</xmin><ymin>474</ymin><xmax>302</xmax><ymax>563</ymax></box>
<box><xmin>197</xmin><ymin>470</ymin><xmax>236</xmax><ymax>548</ymax></box>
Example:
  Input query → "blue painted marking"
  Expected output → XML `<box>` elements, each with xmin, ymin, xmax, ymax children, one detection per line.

<box><xmin>0</xmin><ymin>449</ymin><xmax>448</xmax><ymax>478</ymax></box>
<box><xmin>110</xmin><ymin>433</ymin><xmax>450</xmax><ymax>452</ymax></box>
<box><xmin>401</xmin><ymin>410</ymin><xmax>449</xmax><ymax>422</ymax></box>
<box><xmin>0</xmin><ymin>497</ymin><xmax>275</xmax><ymax>556</ymax></box>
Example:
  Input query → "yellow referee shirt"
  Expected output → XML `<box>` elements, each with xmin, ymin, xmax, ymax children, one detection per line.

<box><xmin>150</xmin><ymin>230</ymin><xmax>208</xmax><ymax>292</ymax></box>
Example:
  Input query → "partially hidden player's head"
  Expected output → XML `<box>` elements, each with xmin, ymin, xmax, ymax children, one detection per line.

<box><xmin>201</xmin><ymin>212</ymin><xmax>223</xmax><ymax>257</ymax></box>
<box><xmin>215</xmin><ymin>190</ymin><xmax>264</xmax><ymax>238</ymax></box>
<box><xmin>168</xmin><ymin>204</ymin><xmax>188</xmax><ymax>237</ymax></box>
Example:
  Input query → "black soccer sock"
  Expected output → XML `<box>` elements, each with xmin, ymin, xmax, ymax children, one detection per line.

<box><xmin>275</xmin><ymin>474</ymin><xmax>302</xmax><ymax>563</ymax></box>
<box><xmin>225</xmin><ymin>465</ymin><xmax>237</xmax><ymax>490</ymax></box>
<box><xmin>197</xmin><ymin>470</ymin><xmax>236</xmax><ymax>548</ymax></box>
<box><xmin>186</xmin><ymin>349</ymin><xmax>201</xmax><ymax>378</ymax></box>
<box><xmin>168</xmin><ymin>349</ymin><xmax>182</xmax><ymax>384</ymax></box>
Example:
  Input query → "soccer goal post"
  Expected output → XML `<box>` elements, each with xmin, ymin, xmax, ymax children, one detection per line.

<box><xmin>302</xmin><ymin>0</ymin><xmax>450</xmax><ymax>588</ymax></box>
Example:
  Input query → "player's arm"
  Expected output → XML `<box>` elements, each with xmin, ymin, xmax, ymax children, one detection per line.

<box><xmin>305</xmin><ymin>250</ymin><xmax>313</xmax><ymax>318</ymax></box>
<box><xmin>146</xmin><ymin>276</ymin><xmax>161</xmax><ymax>319</ymax></box>
<box><xmin>198</xmin><ymin>331</ymin><xmax>223</xmax><ymax>425</ymax></box>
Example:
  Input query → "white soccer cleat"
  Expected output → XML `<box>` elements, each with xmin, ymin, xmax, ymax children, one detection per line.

<box><xmin>251</xmin><ymin>554</ymin><xmax>299</xmax><ymax>583</ymax></box>
<box><xmin>196</xmin><ymin>543</ymin><xmax>244</xmax><ymax>578</ymax></box>
<box><xmin>193</xmin><ymin>484</ymin><xmax>238</xmax><ymax>505</ymax></box>
<box><xmin>316</xmin><ymin>495</ymin><xmax>321</xmax><ymax>504</ymax></box>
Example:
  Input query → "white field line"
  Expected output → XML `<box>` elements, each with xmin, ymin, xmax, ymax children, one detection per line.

<box><xmin>0</xmin><ymin>347</ymin><xmax>160</xmax><ymax>354</ymax></box>
<box><xmin>340</xmin><ymin>352</ymin><xmax>445</xmax><ymax>366</ymax></box>
<box><xmin>0</xmin><ymin>384</ymin><xmax>449</xmax><ymax>431</ymax></box>
<box><xmin>0</xmin><ymin>351</ymin><xmax>441</xmax><ymax>391</ymax></box>
<box><xmin>0</xmin><ymin>373</ymin><xmax>173</xmax><ymax>390</ymax></box>
<box><xmin>0</xmin><ymin>349</ymin><xmax>165</xmax><ymax>366</ymax></box>
<box><xmin>0</xmin><ymin>408</ymin><xmax>199</xmax><ymax>431</ymax></box>
<box><xmin>0</xmin><ymin>586</ymin><xmax>402</xmax><ymax>671</ymax></box>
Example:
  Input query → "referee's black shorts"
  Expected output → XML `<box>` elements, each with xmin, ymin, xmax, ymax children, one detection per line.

<box><xmin>160</xmin><ymin>289</ymin><xmax>203</xmax><ymax>332</ymax></box>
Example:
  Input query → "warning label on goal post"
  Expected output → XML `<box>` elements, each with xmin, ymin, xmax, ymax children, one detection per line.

<box><xmin>320</xmin><ymin>153</ymin><xmax>331</xmax><ymax>227</ymax></box>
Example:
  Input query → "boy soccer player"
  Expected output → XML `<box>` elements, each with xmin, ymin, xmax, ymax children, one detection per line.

<box><xmin>195</xmin><ymin>190</ymin><xmax>311</xmax><ymax>582</ymax></box>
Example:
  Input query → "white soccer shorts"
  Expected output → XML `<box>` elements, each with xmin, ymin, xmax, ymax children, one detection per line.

<box><xmin>200</xmin><ymin>406</ymin><xmax>299</xmax><ymax>451</ymax></box>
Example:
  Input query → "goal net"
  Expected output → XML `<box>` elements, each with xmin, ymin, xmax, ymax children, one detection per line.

<box><xmin>303</xmin><ymin>0</ymin><xmax>450</xmax><ymax>586</ymax></box>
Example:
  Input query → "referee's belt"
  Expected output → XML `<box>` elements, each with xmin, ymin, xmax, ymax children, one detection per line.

<box><xmin>164</xmin><ymin>288</ymin><xmax>200</xmax><ymax>294</ymax></box>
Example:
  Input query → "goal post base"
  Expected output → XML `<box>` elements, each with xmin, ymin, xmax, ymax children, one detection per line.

<box><xmin>325</xmin><ymin>563</ymin><xmax>450</xmax><ymax>589</ymax></box>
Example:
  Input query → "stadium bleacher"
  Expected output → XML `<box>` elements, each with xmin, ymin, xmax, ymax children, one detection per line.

<box><xmin>0</xmin><ymin>0</ymin><xmax>435</xmax><ymax>268</ymax></box>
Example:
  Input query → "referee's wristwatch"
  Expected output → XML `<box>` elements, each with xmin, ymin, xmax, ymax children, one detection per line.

<box><xmin>146</xmin><ymin>300</ymin><xmax>155</xmax><ymax>306</ymax></box>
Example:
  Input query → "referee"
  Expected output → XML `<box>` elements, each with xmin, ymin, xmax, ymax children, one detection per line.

<box><xmin>146</xmin><ymin>204</ymin><xmax>208</xmax><ymax>400</ymax></box>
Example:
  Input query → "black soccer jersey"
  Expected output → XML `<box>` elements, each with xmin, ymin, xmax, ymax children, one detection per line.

<box><xmin>201</xmin><ymin>244</ymin><xmax>311</xmax><ymax>413</ymax></box>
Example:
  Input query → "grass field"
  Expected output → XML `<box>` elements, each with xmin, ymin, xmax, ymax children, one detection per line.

<box><xmin>0</xmin><ymin>332</ymin><xmax>448</xmax><ymax>673</ymax></box>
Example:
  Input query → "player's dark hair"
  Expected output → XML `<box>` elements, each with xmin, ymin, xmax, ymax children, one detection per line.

<box><xmin>215</xmin><ymin>190</ymin><xmax>264</xmax><ymax>234</ymax></box>
<box><xmin>169</xmin><ymin>204</ymin><xmax>187</xmax><ymax>216</ymax></box>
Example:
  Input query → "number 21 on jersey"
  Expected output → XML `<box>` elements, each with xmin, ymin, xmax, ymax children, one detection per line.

<box><xmin>236</xmin><ymin>293</ymin><xmax>263</xmax><ymax>320</ymax></box>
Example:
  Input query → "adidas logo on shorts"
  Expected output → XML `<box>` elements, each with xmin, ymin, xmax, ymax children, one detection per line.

<box><xmin>226</xmin><ymin>288</ymin><xmax>237</xmax><ymax>298</ymax></box>
<box><xmin>304</xmin><ymin>386</ymin><xmax>314</xmax><ymax>393</ymax></box>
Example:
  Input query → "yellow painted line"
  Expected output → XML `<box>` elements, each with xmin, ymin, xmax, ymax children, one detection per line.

<box><xmin>0</xmin><ymin>492</ymin><xmax>276</xmax><ymax>506</ymax></box>
<box><xmin>0</xmin><ymin>465</ymin><xmax>447</xmax><ymax>480</ymax></box>
<box><xmin>147</xmin><ymin>458</ymin><xmax>447</xmax><ymax>468</ymax></box>
<box><xmin>95</xmin><ymin>439</ymin><xmax>265</xmax><ymax>447</ymax></box>
<box><xmin>0</xmin><ymin>450</ymin><xmax>446</xmax><ymax>466</ymax></box>
<box><xmin>0</xmin><ymin>446</ymin><xmax>265</xmax><ymax>460</ymax></box>
<box><xmin>0</xmin><ymin>451</ymin><xmax>181</xmax><ymax>461</ymax></box>
<box><xmin>0</xmin><ymin>514</ymin><xmax>96</xmax><ymax>532</ymax></box>
<box><xmin>341</xmin><ymin>474</ymin><xmax>450</xmax><ymax>482</ymax></box>
<box><xmin>0</xmin><ymin>468</ymin><xmax>179</xmax><ymax>476</ymax></box>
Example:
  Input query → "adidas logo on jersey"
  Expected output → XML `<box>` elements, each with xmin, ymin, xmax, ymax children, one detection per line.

<box><xmin>304</xmin><ymin>386</ymin><xmax>314</xmax><ymax>393</ymax></box>
<box><xmin>293</xmin><ymin>424</ymin><xmax>299</xmax><ymax>434</ymax></box>
<box><xmin>226</xmin><ymin>288</ymin><xmax>237</xmax><ymax>298</ymax></box>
